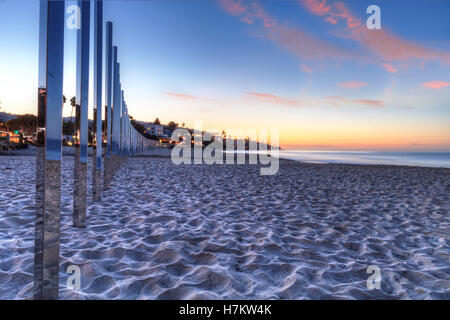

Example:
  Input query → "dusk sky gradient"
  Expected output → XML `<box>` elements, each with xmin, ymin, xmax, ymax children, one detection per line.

<box><xmin>0</xmin><ymin>0</ymin><xmax>449</xmax><ymax>150</ymax></box>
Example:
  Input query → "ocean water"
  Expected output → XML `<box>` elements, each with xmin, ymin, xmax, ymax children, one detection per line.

<box><xmin>275</xmin><ymin>150</ymin><xmax>450</xmax><ymax>168</ymax></box>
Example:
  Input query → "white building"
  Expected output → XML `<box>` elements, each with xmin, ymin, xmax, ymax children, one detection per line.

<box><xmin>145</xmin><ymin>123</ymin><xmax>164</xmax><ymax>137</ymax></box>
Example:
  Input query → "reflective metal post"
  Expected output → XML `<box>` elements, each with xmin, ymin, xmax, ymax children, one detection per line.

<box><xmin>104</xmin><ymin>21</ymin><xmax>113</xmax><ymax>188</ymax></box>
<box><xmin>121</xmin><ymin>94</ymin><xmax>125</xmax><ymax>157</ymax></box>
<box><xmin>112</xmin><ymin>49</ymin><xmax>121</xmax><ymax>177</ymax></box>
<box><xmin>73</xmin><ymin>0</ymin><xmax>90</xmax><ymax>228</ymax></box>
<box><xmin>112</xmin><ymin>49</ymin><xmax>118</xmax><ymax>157</ymax></box>
<box><xmin>34</xmin><ymin>0</ymin><xmax>65</xmax><ymax>300</ymax></box>
<box><xmin>93</xmin><ymin>0</ymin><xmax>103</xmax><ymax>200</ymax></box>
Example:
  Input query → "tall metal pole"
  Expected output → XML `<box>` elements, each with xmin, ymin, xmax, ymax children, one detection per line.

<box><xmin>73</xmin><ymin>0</ymin><xmax>90</xmax><ymax>228</ymax></box>
<box><xmin>34</xmin><ymin>0</ymin><xmax>65</xmax><ymax>300</ymax></box>
<box><xmin>112</xmin><ymin>50</ymin><xmax>118</xmax><ymax>156</ymax></box>
<box><xmin>104</xmin><ymin>21</ymin><xmax>113</xmax><ymax>188</ymax></box>
<box><xmin>121</xmin><ymin>91</ymin><xmax>125</xmax><ymax>156</ymax></box>
<box><xmin>93</xmin><ymin>0</ymin><xmax>103</xmax><ymax>200</ymax></box>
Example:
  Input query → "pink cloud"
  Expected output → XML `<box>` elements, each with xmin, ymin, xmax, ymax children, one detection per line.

<box><xmin>352</xmin><ymin>27</ymin><xmax>450</xmax><ymax>64</ymax></box>
<box><xmin>352</xmin><ymin>99</ymin><xmax>383</xmax><ymax>106</ymax></box>
<box><xmin>246</xmin><ymin>2</ymin><xmax>277</xmax><ymax>28</ymax></box>
<box><xmin>301</xmin><ymin>0</ymin><xmax>361</xmax><ymax>28</ymax></box>
<box><xmin>162</xmin><ymin>92</ymin><xmax>214</xmax><ymax>102</ymax></box>
<box><xmin>241</xmin><ymin>16</ymin><xmax>254</xmax><ymax>24</ymax></box>
<box><xmin>299</xmin><ymin>0</ymin><xmax>450</xmax><ymax>71</ymax></box>
<box><xmin>332</xmin><ymin>1</ymin><xmax>361</xmax><ymax>28</ymax></box>
<box><xmin>219</xmin><ymin>0</ymin><xmax>450</xmax><ymax>74</ymax></box>
<box><xmin>325</xmin><ymin>96</ymin><xmax>383</xmax><ymax>107</ymax></box>
<box><xmin>245</xmin><ymin>92</ymin><xmax>383</xmax><ymax>108</ymax></box>
<box><xmin>325</xmin><ymin>16</ymin><xmax>338</xmax><ymax>25</ymax></box>
<box><xmin>219</xmin><ymin>0</ymin><xmax>277</xmax><ymax>28</ymax></box>
<box><xmin>382</xmin><ymin>63</ymin><xmax>398</xmax><ymax>74</ymax></box>
<box><xmin>422</xmin><ymin>81</ymin><xmax>450</xmax><ymax>89</ymax></box>
<box><xmin>218</xmin><ymin>0</ymin><xmax>355</xmax><ymax>60</ymax></box>
<box><xmin>384</xmin><ymin>79</ymin><xmax>396</xmax><ymax>96</ymax></box>
<box><xmin>219</xmin><ymin>0</ymin><xmax>247</xmax><ymax>16</ymax></box>
<box><xmin>302</xmin><ymin>0</ymin><xmax>330</xmax><ymax>16</ymax></box>
<box><xmin>163</xmin><ymin>92</ymin><xmax>196</xmax><ymax>100</ymax></box>
<box><xmin>245</xmin><ymin>92</ymin><xmax>301</xmax><ymax>106</ymax></box>
<box><xmin>338</xmin><ymin>81</ymin><xmax>367</xmax><ymax>89</ymax></box>
<box><xmin>301</xmin><ymin>63</ymin><xmax>313</xmax><ymax>73</ymax></box>
<box><xmin>265</xmin><ymin>24</ymin><xmax>355</xmax><ymax>60</ymax></box>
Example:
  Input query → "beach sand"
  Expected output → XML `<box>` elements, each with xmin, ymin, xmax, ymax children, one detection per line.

<box><xmin>0</xmin><ymin>153</ymin><xmax>449</xmax><ymax>299</ymax></box>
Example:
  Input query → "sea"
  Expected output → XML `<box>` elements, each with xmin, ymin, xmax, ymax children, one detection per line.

<box><xmin>274</xmin><ymin>150</ymin><xmax>450</xmax><ymax>168</ymax></box>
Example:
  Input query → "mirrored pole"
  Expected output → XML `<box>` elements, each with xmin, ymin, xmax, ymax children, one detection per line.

<box><xmin>132</xmin><ymin>130</ymin><xmax>134</xmax><ymax>155</ymax></box>
<box><xmin>112</xmin><ymin>50</ymin><xmax>120</xmax><ymax>174</ymax></box>
<box><xmin>125</xmin><ymin>113</ymin><xmax>128</xmax><ymax>156</ymax></box>
<box><xmin>93</xmin><ymin>0</ymin><xmax>103</xmax><ymax>200</ymax></box>
<box><xmin>104</xmin><ymin>21</ymin><xmax>113</xmax><ymax>189</ymax></box>
<box><xmin>124</xmin><ymin>115</ymin><xmax>126</xmax><ymax>157</ymax></box>
<box><xmin>117</xmin><ymin>83</ymin><xmax>122</xmax><ymax>161</ymax></box>
<box><xmin>132</xmin><ymin>129</ymin><xmax>135</xmax><ymax>155</ymax></box>
<box><xmin>34</xmin><ymin>0</ymin><xmax>65</xmax><ymax>300</ymax></box>
<box><xmin>119</xmin><ymin>94</ymin><xmax>122</xmax><ymax>157</ymax></box>
<box><xmin>128</xmin><ymin>118</ymin><xmax>131</xmax><ymax>156</ymax></box>
<box><xmin>116</xmin><ymin>81</ymin><xmax>122</xmax><ymax>158</ymax></box>
<box><xmin>126</xmin><ymin>106</ymin><xmax>128</xmax><ymax>156</ymax></box>
<box><xmin>73</xmin><ymin>0</ymin><xmax>90</xmax><ymax>228</ymax></box>
<box><xmin>121</xmin><ymin>96</ymin><xmax>125</xmax><ymax>157</ymax></box>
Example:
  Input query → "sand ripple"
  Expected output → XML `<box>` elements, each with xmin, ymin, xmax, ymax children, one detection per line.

<box><xmin>0</xmin><ymin>155</ymin><xmax>449</xmax><ymax>299</ymax></box>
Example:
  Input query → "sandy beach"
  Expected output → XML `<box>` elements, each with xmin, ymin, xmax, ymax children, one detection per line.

<box><xmin>0</xmin><ymin>153</ymin><xmax>449</xmax><ymax>299</ymax></box>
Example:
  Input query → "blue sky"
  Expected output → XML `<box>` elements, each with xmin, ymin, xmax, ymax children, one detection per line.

<box><xmin>0</xmin><ymin>0</ymin><xmax>449</xmax><ymax>150</ymax></box>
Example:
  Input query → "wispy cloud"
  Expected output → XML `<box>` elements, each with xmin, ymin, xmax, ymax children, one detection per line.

<box><xmin>299</xmin><ymin>0</ymin><xmax>450</xmax><ymax>71</ymax></box>
<box><xmin>384</xmin><ymin>79</ymin><xmax>396</xmax><ymax>96</ymax></box>
<box><xmin>338</xmin><ymin>81</ymin><xmax>367</xmax><ymax>89</ymax></box>
<box><xmin>265</xmin><ymin>24</ymin><xmax>355</xmax><ymax>60</ymax></box>
<box><xmin>325</xmin><ymin>96</ymin><xmax>383</xmax><ymax>107</ymax></box>
<box><xmin>162</xmin><ymin>92</ymin><xmax>214</xmax><ymax>101</ymax></box>
<box><xmin>422</xmin><ymin>81</ymin><xmax>450</xmax><ymax>89</ymax></box>
<box><xmin>381</xmin><ymin>62</ymin><xmax>398</xmax><ymax>74</ymax></box>
<box><xmin>244</xmin><ymin>91</ymin><xmax>383</xmax><ymax>108</ymax></box>
<box><xmin>301</xmin><ymin>63</ymin><xmax>313</xmax><ymax>73</ymax></box>
<box><xmin>302</xmin><ymin>0</ymin><xmax>361</xmax><ymax>28</ymax></box>
<box><xmin>219</xmin><ymin>0</ymin><xmax>247</xmax><ymax>16</ymax></box>
<box><xmin>219</xmin><ymin>0</ymin><xmax>276</xmax><ymax>27</ymax></box>
<box><xmin>218</xmin><ymin>0</ymin><xmax>356</xmax><ymax>60</ymax></box>
<box><xmin>244</xmin><ymin>91</ymin><xmax>302</xmax><ymax>106</ymax></box>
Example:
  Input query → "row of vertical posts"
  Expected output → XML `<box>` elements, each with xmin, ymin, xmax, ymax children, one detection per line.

<box><xmin>34</xmin><ymin>0</ymin><xmax>151</xmax><ymax>299</ymax></box>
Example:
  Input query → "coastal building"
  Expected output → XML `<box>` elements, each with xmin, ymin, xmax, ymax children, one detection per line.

<box><xmin>145</xmin><ymin>123</ymin><xmax>164</xmax><ymax>137</ymax></box>
<box><xmin>163</xmin><ymin>128</ymin><xmax>173</xmax><ymax>138</ymax></box>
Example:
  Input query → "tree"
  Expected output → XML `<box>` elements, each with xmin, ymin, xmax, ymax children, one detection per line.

<box><xmin>167</xmin><ymin>121</ymin><xmax>178</xmax><ymax>131</ymax></box>
<box><xmin>154</xmin><ymin>117</ymin><xmax>161</xmax><ymax>125</ymax></box>
<box><xmin>5</xmin><ymin>114</ymin><xmax>37</xmax><ymax>133</ymax></box>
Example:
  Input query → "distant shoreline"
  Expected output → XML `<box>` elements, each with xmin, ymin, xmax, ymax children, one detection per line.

<box><xmin>1</xmin><ymin>147</ymin><xmax>449</xmax><ymax>171</ymax></box>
